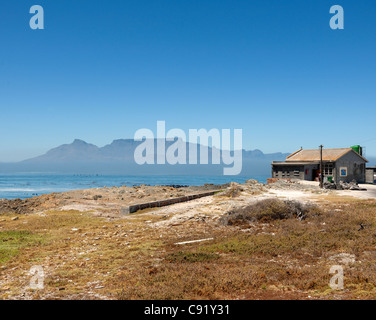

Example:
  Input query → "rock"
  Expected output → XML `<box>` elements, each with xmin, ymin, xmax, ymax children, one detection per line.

<box><xmin>229</xmin><ymin>182</ymin><xmax>245</xmax><ymax>192</ymax></box>
<box><xmin>328</xmin><ymin>253</ymin><xmax>356</xmax><ymax>265</ymax></box>
<box><xmin>324</xmin><ymin>180</ymin><xmax>367</xmax><ymax>191</ymax></box>
<box><xmin>339</xmin><ymin>180</ymin><xmax>367</xmax><ymax>191</ymax></box>
<box><xmin>245</xmin><ymin>179</ymin><xmax>259</xmax><ymax>185</ymax></box>
<box><xmin>323</xmin><ymin>182</ymin><xmax>336</xmax><ymax>190</ymax></box>
<box><xmin>11</xmin><ymin>217</ymin><xmax>19</xmax><ymax>221</ymax></box>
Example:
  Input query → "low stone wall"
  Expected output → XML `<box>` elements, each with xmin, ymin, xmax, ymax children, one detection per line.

<box><xmin>267</xmin><ymin>178</ymin><xmax>293</xmax><ymax>184</ymax></box>
<box><xmin>121</xmin><ymin>190</ymin><xmax>219</xmax><ymax>215</ymax></box>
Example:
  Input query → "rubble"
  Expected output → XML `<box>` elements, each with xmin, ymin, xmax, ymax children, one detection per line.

<box><xmin>323</xmin><ymin>182</ymin><xmax>337</xmax><ymax>190</ymax></box>
<box><xmin>339</xmin><ymin>180</ymin><xmax>367</xmax><ymax>191</ymax></box>
<box><xmin>324</xmin><ymin>180</ymin><xmax>367</xmax><ymax>191</ymax></box>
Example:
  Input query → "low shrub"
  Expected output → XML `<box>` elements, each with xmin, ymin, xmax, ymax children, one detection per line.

<box><xmin>220</xmin><ymin>199</ymin><xmax>320</xmax><ymax>225</ymax></box>
<box><xmin>165</xmin><ymin>251</ymin><xmax>219</xmax><ymax>263</ymax></box>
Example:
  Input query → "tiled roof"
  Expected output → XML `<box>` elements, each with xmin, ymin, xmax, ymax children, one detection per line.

<box><xmin>286</xmin><ymin>148</ymin><xmax>368</xmax><ymax>162</ymax></box>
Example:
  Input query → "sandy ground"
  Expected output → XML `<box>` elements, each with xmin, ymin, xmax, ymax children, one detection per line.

<box><xmin>1</xmin><ymin>179</ymin><xmax>375</xmax><ymax>229</ymax></box>
<box><xmin>0</xmin><ymin>180</ymin><xmax>376</xmax><ymax>225</ymax></box>
<box><xmin>132</xmin><ymin>180</ymin><xmax>376</xmax><ymax>229</ymax></box>
<box><xmin>336</xmin><ymin>184</ymin><xmax>376</xmax><ymax>199</ymax></box>
<box><xmin>163</xmin><ymin>180</ymin><xmax>376</xmax><ymax>228</ymax></box>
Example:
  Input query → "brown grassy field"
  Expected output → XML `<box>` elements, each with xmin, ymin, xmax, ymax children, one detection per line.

<box><xmin>1</xmin><ymin>195</ymin><xmax>376</xmax><ymax>300</ymax></box>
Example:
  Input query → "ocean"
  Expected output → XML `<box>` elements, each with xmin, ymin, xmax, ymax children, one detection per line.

<box><xmin>0</xmin><ymin>174</ymin><xmax>268</xmax><ymax>200</ymax></box>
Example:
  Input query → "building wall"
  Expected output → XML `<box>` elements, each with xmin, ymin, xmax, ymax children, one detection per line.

<box><xmin>303</xmin><ymin>164</ymin><xmax>319</xmax><ymax>181</ymax></box>
<box><xmin>334</xmin><ymin>152</ymin><xmax>366</xmax><ymax>183</ymax></box>
<box><xmin>272</xmin><ymin>164</ymin><xmax>319</xmax><ymax>181</ymax></box>
<box><xmin>366</xmin><ymin>169</ymin><xmax>376</xmax><ymax>184</ymax></box>
<box><xmin>272</xmin><ymin>165</ymin><xmax>304</xmax><ymax>180</ymax></box>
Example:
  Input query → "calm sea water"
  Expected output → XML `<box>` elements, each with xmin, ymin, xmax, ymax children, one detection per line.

<box><xmin>0</xmin><ymin>174</ymin><xmax>268</xmax><ymax>200</ymax></box>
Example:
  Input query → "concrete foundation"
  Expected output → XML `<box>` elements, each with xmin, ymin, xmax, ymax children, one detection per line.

<box><xmin>120</xmin><ymin>190</ymin><xmax>219</xmax><ymax>215</ymax></box>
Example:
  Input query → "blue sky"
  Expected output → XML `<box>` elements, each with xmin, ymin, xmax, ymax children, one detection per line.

<box><xmin>0</xmin><ymin>0</ymin><xmax>375</xmax><ymax>162</ymax></box>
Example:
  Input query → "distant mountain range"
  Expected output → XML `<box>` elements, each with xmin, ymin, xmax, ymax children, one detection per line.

<box><xmin>1</xmin><ymin>139</ymin><xmax>374</xmax><ymax>176</ymax></box>
<box><xmin>21</xmin><ymin>139</ymin><xmax>289</xmax><ymax>163</ymax></box>
<box><xmin>0</xmin><ymin>139</ymin><xmax>291</xmax><ymax>176</ymax></box>
<box><xmin>22</xmin><ymin>139</ymin><xmax>138</xmax><ymax>163</ymax></box>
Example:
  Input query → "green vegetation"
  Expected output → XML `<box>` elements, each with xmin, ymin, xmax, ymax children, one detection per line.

<box><xmin>0</xmin><ymin>230</ymin><xmax>45</xmax><ymax>264</ymax></box>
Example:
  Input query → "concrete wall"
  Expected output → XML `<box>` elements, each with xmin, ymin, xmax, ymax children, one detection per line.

<box><xmin>121</xmin><ymin>190</ymin><xmax>219</xmax><ymax>215</ymax></box>
<box><xmin>303</xmin><ymin>164</ymin><xmax>319</xmax><ymax>181</ymax></box>
<box><xmin>272</xmin><ymin>165</ymin><xmax>304</xmax><ymax>180</ymax></box>
<box><xmin>334</xmin><ymin>152</ymin><xmax>366</xmax><ymax>183</ymax></box>
<box><xmin>366</xmin><ymin>169</ymin><xmax>376</xmax><ymax>184</ymax></box>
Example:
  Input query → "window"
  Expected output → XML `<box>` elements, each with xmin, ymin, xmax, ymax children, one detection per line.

<box><xmin>324</xmin><ymin>163</ymin><xmax>333</xmax><ymax>176</ymax></box>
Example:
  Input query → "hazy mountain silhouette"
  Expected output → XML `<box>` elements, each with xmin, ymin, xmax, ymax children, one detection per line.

<box><xmin>0</xmin><ymin>139</ymin><xmax>291</xmax><ymax>176</ymax></box>
<box><xmin>1</xmin><ymin>139</ymin><xmax>373</xmax><ymax>176</ymax></box>
<box><xmin>23</xmin><ymin>139</ymin><xmax>101</xmax><ymax>163</ymax></box>
<box><xmin>21</xmin><ymin>139</ymin><xmax>289</xmax><ymax>164</ymax></box>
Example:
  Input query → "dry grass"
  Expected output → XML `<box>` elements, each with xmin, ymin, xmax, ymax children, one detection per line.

<box><xmin>2</xmin><ymin>198</ymin><xmax>376</xmax><ymax>300</ymax></box>
<box><xmin>114</xmin><ymin>200</ymin><xmax>376</xmax><ymax>300</ymax></box>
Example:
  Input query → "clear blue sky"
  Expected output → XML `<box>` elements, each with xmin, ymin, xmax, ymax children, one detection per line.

<box><xmin>0</xmin><ymin>0</ymin><xmax>375</xmax><ymax>161</ymax></box>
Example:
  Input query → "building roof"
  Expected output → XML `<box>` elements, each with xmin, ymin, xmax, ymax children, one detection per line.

<box><xmin>272</xmin><ymin>161</ymin><xmax>319</xmax><ymax>166</ymax></box>
<box><xmin>286</xmin><ymin>148</ymin><xmax>368</xmax><ymax>163</ymax></box>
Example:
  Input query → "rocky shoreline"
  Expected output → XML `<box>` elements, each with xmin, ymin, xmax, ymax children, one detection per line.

<box><xmin>0</xmin><ymin>183</ymin><xmax>228</xmax><ymax>216</ymax></box>
<box><xmin>0</xmin><ymin>179</ymin><xmax>327</xmax><ymax>216</ymax></box>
